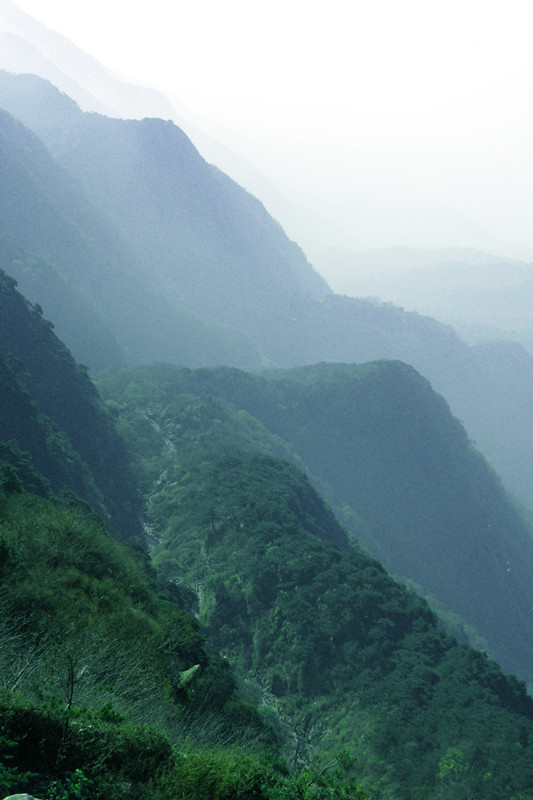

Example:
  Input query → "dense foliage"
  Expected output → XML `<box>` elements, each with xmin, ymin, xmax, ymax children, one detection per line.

<box><xmin>0</xmin><ymin>265</ymin><xmax>142</xmax><ymax>540</ymax></box>
<box><xmin>96</xmin><ymin>363</ymin><xmax>533</xmax><ymax>799</ymax></box>
<box><xmin>3</xmin><ymin>71</ymin><xmax>533</xmax><ymax>799</ymax></box>
<box><xmin>3</xmin><ymin>326</ymin><xmax>533</xmax><ymax>798</ymax></box>
<box><xmin>98</xmin><ymin>362</ymin><xmax>533</xmax><ymax>683</ymax></box>
<box><xmin>0</xmin><ymin>482</ymin><xmax>331</xmax><ymax>799</ymax></box>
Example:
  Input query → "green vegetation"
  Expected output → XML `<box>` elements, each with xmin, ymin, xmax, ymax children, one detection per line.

<box><xmin>4</xmin><ymin>75</ymin><xmax>533</xmax><ymax>798</ymax></box>
<box><xmin>96</xmin><ymin>363</ymin><xmax>533</xmax><ymax>799</ymax></box>
<box><xmin>7</xmin><ymin>345</ymin><xmax>533</xmax><ymax>797</ymax></box>
<box><xmin>98</xmin><ymin>361</ymin><xmax>533</xmax><ymax>682</ymax></box>
<box><xmin>0</xmin><ymin>480</ymin><xmax>337</xmax><ymax>799</ymax></box>
<box><xmin>0</xmin><ymin>265</ymin><xmax>143</xmax><ymax>540</ymax></box>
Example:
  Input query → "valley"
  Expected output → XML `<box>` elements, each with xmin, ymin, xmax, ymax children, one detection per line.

<box><xmin>1</xmin><ymin>12</ymin><xmax>533</xmax><ymax>798</ymax></box>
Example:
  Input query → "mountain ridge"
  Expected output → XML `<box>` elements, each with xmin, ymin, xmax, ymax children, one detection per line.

<box><xmin>98</xmin><ymin>360</ymin><xmax>533</xmax><ymax>683</ymax></box>
<box><xmin>1</xmin><ymin>164</ymin><xmax>533</xmax><ymax>798</ymax></box>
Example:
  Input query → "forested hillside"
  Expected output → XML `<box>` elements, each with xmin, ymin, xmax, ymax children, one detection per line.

<box><xmin>4</xmin><ymin>62</ymin><xmax>533</xmax><ymax>800</ymax></box>
<box><xmin>2</xmin><ymin>274</ymin><xmax>533</xmax><ymax>797</ymax></box>
<box><xmin>0</xmin><ymin>276</ymin><xmax>358</xmax><ymax>799</ymax></box>
<box><xmin>95</xmin><ymin>362</ymin><xmax>533</xmax><ymax>799</ymax></box>
<box><xmin>0</xmin><ymin>267</ymin><xmax>141</xmax><ymax>539</ymax></box>
<box><xmin>0</xmin><ymin>486</ymin><xmax>306</xmax><ymax>800</ymax></box>
<box><xmin>2</xmin><ymin>69</ymin><xmax>533</xmax><ymax>516</ymax></box>
<box><xmin>97</xmin><ymin>362</ymin><xmax>533</xmax><ymax>684</ymax></box>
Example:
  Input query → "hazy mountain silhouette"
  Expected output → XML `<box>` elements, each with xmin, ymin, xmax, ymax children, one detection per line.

<box><xmin>2</xmin><ymin>71</ymin><xmax>533</xmax><ymax>513</ymax></box>
<box><xmin>0</xmin><ymin>0</ymin><xmax>177</xmax><ymax>119</ymax></box>
<box><xmin>0</xmin><ymin>103</ymin><xmax>262</xmax><ymax>370</ymax></box>
<box><xmin>316</xmin><ymin>245</ymin><xmax>533</xmax><ymax>352</ymax></box>
<box><xmin>0</xmin><ymin>0</ymin><xmax>294</xmax><ymax>225</ymax></box>
<box><xmin>0</xmin><ymin>71</ymin><xmax>329</xmax><ymax>323</ymax></box>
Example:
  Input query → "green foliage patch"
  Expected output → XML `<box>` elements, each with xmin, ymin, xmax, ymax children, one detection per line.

<box><xmin>0</xmin><ymin>485</ymin><xmax>288</xmax><ymax>798</ymax></box>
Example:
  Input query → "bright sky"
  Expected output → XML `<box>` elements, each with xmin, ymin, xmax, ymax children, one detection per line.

<box><xmin>8</xmin><ymin>0</ymin><xmax>533</xmax><ymax>254</ymax></box>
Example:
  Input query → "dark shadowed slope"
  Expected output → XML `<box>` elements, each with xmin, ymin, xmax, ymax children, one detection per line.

<box><xmin>0</xmin><ymin>267</ymin><xmax>143</xmax><ymax>539</ymax></box>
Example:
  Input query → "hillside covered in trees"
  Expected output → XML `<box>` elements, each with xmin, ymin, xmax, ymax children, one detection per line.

<box><xmin>0</xmin><ymin>273</ymin><xmax>533</xmax><ymax>797</ymax></box>
<box><xmin>3</xmin><ymin>63</ymin><xmax>533</xmax><ymax>800</ymax></box>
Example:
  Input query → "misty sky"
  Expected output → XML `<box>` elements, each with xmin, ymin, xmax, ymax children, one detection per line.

<box><xmin>8</xmin><ymin>0</ymin><xmax>533</xmax><ymax>255</ymax></box>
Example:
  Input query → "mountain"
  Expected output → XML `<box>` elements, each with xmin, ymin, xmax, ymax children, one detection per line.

<box><xmin>0</xmin><ymin>0</ymin><xmax>177</xmax><ymax>119</ymax></box>
<box><xmin>251</xmin><ymin>292</ymin><xmax>533</xmax><ymax>515</ymax></box>
<box><xmin>5</xmin><ymin>13</ymin><xmax>533</xmax><ymax>800</ymax></box>
<box><xmin>315</xmin><ymin>245</ymin><xmax>533</xmax><ymax>355</ymax></box>
<box><xmin>5</xmin><ymin>274</ymin><xmax>533</xmax><ymax>799</ymax></box>
<box><xmin>0</xmin><ymin>71</ymin><xmax>329</xmax><ymax>325</ymax></box>
<box><xmin>4</xmin><ymin>67</ymin><xmax>533</xmax><ymax>666</ymax></box>
<box><xmin>0</xmin><ymin>0</ymin><xmax>304</xmax><ymax>239</ymax></box>
<box><xmin>0</xmin><ymin>266</ymin><xmax>143</xmax><ymax>540</ymax></box>
<box><xmin>6</xmin><ymin>344</ymin><xmax>533</xmax><ymax>799</ymax></box>
<box><xmin>0</xmin><ymin>69</ymin><xmax>533</xmax><ymax>505</ymax></box>
<box><xmin>0</xmin><ymin>101</ymin><xmax>263</xmax><ymax>371</ymax></box>
<box><xmin>2</xmin><ymin>166</ymin><xmax>533</xmax><ymax>800</ymax></box>
<box><xmin>0</xmin><ymin>269</ymin><xmax>320</xmax><ymax>800</ymax></box>
<box><xmin>3</xmin><ymin>69</ymin><xmax>533</xmax><ymax>514</ymax></box>
<box><xmin>96</xmin><ymin>361</ymin><xmax>533</xmax><ymax>685</ymax></box>
<box><xmin>95</xmin><ymin>360</ymin><xmax>533</xmax><ymax>799</ymax></box>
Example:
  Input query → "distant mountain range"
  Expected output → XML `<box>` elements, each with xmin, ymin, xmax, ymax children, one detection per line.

<box><xmin>316</xmin><ymin>245</ymin><xmax>533</xmax><ymax>353</ymax></box>
<box><xmin>0</xmin><ymin>0</ymin><xmax>293</xmax><ymax>223</ymax></box>
<box><xmin>0</xmin><ymin>0</ymin><xmax>177</xmax><ymax>118</ymax></box>
<box><xmin>1</xmin><ymin>67</ymin><xmax>533</xmax><ymax>514</ymax></box>
<box><xmin>4</xmin><ymin>10</ymin><xmax>533</xmax><ymax>795</ymax></box>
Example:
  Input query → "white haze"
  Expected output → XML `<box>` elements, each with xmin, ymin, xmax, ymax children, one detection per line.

<box><xmin>6</xmin><ymin>0</ymin><xmax>533</xmax><ymax>277</ymax></box>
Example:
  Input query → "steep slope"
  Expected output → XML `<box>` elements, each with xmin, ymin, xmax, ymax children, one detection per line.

<box><xmin>0</xmin><ymin>267</ymin><xmax>142</xmax><ymax>540</ymax></box>
<box><xmin>0</xmin><ymin>71</ymin><xmax>330</xmax><ymax>328</ymax></box>
<box><xmin>98</xmin><ymin>361</ymin><xmax>533</xmax><ymax>684</ymax></box>
<box><xmin>0</xmin><ymin>103</ymin><xmax>261</xmax><ymax>370</ymax></box>
<box><xmin>2</xmin><ymin>250</ymin><xmax>533</xmax><ymax>798</ymax></box>
<box><xmin>2</xmin><ymin>71</ymin><xmax>533</xmax><ymax>513</ymax></box>
<box><xmin>0</xmin><ymin>0</ymin><xmax>177</xmax><ymax>119</ymax></box>
<box><xmin>246</xmin><ymin>292</ymin><xmax>533</xmax><ymax>513</ymax></box>
<box><xmin>0</xmin><ymin>1</ymin><xmax>292</xmax><ymax>235</ymax></box>
<box><xmin>0</xmin><ymin>276</ymin><xmax>356</xmax><ymax>800</ymax></box>
<box><xmin>96</xmin><ymin>362</ymin><xmax>533</xmax><ymax>799</ymax></box>
<box><xmin>0</xmin><ymin>486</ymin><xmax>297</xmax><ymax>800</ymax></box>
